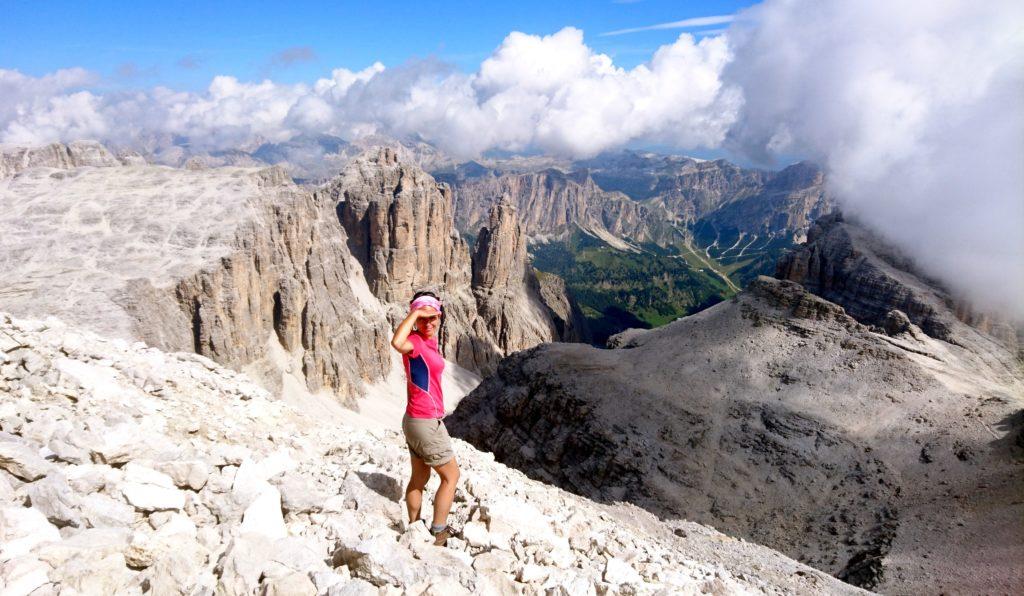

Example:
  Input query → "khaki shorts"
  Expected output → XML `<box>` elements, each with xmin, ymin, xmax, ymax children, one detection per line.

<box><xmin>402</xmin><ymin>414</ymin><xmax>454</xmax><ymax>467</ymax></box>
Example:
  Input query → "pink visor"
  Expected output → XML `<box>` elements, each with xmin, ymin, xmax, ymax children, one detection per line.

<box><xmin>410</xmin><ymin>295</ymin><xmax>443</xmax><ymax>314</ymax></box>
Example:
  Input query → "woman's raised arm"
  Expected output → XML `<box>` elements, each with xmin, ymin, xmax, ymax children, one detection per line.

<box><xmin>391</xmin><ymin>307</ymin><xmax>437</xmax><ymax>354</ymax></box>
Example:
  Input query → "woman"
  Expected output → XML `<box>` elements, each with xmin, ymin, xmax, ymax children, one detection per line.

<box><xmin>390</xmin><ymin>290</ymin><xmax>460</xmax><ymax>546</ymax></box>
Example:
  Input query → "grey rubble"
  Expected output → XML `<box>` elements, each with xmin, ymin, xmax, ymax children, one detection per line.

<box><xmin>0</xmin><ymin>312</ymin><xmax>863</xmax><ymax>595</ymax></box>
<box><xmin>448</xmin><ymin>218</ymin><xmax>1024</xmax><ymax>594</ymax></box>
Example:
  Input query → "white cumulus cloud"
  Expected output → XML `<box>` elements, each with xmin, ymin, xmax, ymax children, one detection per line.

<box><xmin>0</xmin><ymin>27</ymin><xmax>736</xmax><ymax>159</ymax></box>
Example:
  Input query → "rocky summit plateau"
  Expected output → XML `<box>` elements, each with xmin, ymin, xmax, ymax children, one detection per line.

<box><xmin>0</xmin><ymin>139</ymin><xmax>1021</xmax><ymax>595</ymax></box>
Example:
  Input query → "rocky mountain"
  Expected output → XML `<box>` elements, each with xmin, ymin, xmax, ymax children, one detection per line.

<box><xmin>470</xmin><ymin>200</ymin><xmax>563</xmax><ymax>369</ymax></box>
<box><xmin>437</xmin><ymin>150</ymin><xmax>832</xmax><ymax>342</ymax></box>
<box><xmin>443</xmin><ymin>150</ymin><xmax>831</xmax><ymax>257</ymax></box>
<box><xmin>777</xmin><ymin>212</ymin><xmax>1020</xmax><ymax>357</ymax></box>
<box><xmin>321</xmin><ymin>147</ymin><xmax>572</xmax><ymax>375</ymax></box>
<box><xmin>0</xmin><ymin>310</ymin><xmax>868</xmax><ymax>595</ymax></box>
<box><xmin>570</xmin><ymin>149</ymin><xmax>819</xmax><ymax>234</ymax></box>
<box><xmin>448</xmin><ymin>219</ymin><xmax>1024</xmax><ymax>593</ymax></box>
<box><xmin>0</xmin><ymin>142</ymin><xmax>574</xmax><ymax>404</ymax></box>
<box><xmin>438</xmin><ymin>167</ymin><xmax>672</xmax><ymax>248</ymax></box>
<box><xmin>572</xmin><ymin>150</ymin><xmax>733</xmax><ymax>201</ymax></box>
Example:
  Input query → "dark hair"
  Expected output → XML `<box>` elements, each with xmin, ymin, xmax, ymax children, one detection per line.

<box><xmin>411</xmin><ymin>290</ymin><xmax>445</xmax><ymax>357</ymax></box>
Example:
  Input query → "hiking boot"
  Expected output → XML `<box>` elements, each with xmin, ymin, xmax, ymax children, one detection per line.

<box><xmin>431</xmin><ymin>525</ymin><xmax>455</xmax><ymax>547</ymax></box>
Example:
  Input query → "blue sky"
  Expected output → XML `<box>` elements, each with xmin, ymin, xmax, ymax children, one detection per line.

<box><xmin>1</xmin><ymin>0</ymin><xmax>755</xmax><ymax>91</ymax></box>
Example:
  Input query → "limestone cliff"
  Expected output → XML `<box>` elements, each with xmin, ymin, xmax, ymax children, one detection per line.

<box><xmin>470</xmin><ymin>200</ymin><xmax>561</xmax><ymax>373</ymax></box>
<box><xmin>0</xmin><ymin>154</ymin><xmax>390</xmax><ymax>406</ymax></box>
<box><xmin>443</xmin><ymin>156</ymin><xmax>832</xmax><ymax>275</ymax></box>
<box><xmin>699</xmin><ymin>162</ymin><xmax>831</xmax><ymax>238</ymax></box>
<box><xmin>321</xmin><ymin>148</ymin><xmax>574</xmax><ymax>374</ymax></box>
<box><xmin>163</xmin><ymin>171</ymin><xmax>393</xmax><ymax>401</ymax></box>
<box><xmin>0</xmin><ymin>140</ymin><xmax>123</xmax><ymax>178</ymax></box>
<box><xmin>324</xmin><ymin>147</ymin><xmax>470</xmax><ymax>305</ymax></box>
<box><xmin>641</xmin><ymin>159</ymin><xmax>768</xmax><ymax>225</ymax></box>
<box><xmin>442</xmin><ymin>168</ymin><xmax>671</xmax><ymax>246</ymax></box>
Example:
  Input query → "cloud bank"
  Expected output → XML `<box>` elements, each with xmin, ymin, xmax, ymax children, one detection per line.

<box><xmin>0</xmin><ymin>28</ymin><xmax>736</xmax><ymax>159</ymax></box>
<box><xmin>1</xmin><ymin>0</ymin><xmax>1021</xmax><ymax>317</ymax></box>
<box><xmin>725</xmin><ymin>0</ymin><xmax>1024</xmax><ymax>318</ymax></box>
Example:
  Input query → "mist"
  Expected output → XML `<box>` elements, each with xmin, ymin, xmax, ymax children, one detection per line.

<box><xmin>724</xmin><ymin>0</ymin><xmax>1024</xmax><ymax>318</ymax></box>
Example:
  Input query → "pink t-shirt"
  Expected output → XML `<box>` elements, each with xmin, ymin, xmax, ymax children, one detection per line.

<box><xmin>403</xmin><ymin>331</ymin><xmax>446</xmax><ymax>419</ymax></box>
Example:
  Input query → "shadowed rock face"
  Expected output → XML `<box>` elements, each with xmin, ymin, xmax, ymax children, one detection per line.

<box><xmin>469</xmin><ymin>200</ymin><xmax>565</xmax><ymax>374</ymax></box>
<box><xmin>777</xmin><ymin>212</ymin><xmax>959</xmax><ymax>341</ymax></box>
<box><xmin>534</xmin><ymin>271</ymin><xmax>591</xmax><ymax>344</ymax></box>
<box><xmin>776</xmin><ymin>212</ymin><xmax>1021</xmax><ymax>358</ymax></box>
<box><xmin>449</xmin><ymin>273</ymin><xmax>1024</xmax><ymax>593</ymax></box>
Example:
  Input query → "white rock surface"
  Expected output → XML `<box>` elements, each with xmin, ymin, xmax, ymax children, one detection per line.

<box><xmin>0</xmin><ymin>556</ymin><xmax>52</xmax><ymax>596</ymax></box>
<box><xmin>604</xmin><ymin>557</ymin><xmax>643</xmax><ymax>585</ymax></box>
<box><xmin>0</xmin><ymin>507</ymin><xmax>61</xmax><ymax>560</ymax></box>
<box><xmin>120</xmin><ymin>463</ymin><xmax>186</xmax><ymax>512</ymax></box>
<box><xmin>0</xmin><ymin>441</ymin><xmax>51</xmax><ymax>481</ymax></box>
<box><xmin>239</xmin><ymin>486</ymin><xmax>287</xmax><ymax>539</ymax></box>
<box><xmin>0</xmin><ymin>311</ymin><xmax>866</xmax><ymax>595</ymax></box>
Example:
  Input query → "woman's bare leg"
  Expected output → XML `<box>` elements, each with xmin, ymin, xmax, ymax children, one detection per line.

<box><xmin>431</xmin><ymin>458</ymin><xmax>460</xmax><ymax>527</ymax></box>
<box><xmin>405</xmin><ymin>454</ymin><xmax>431</xmax><ymax>523</ymax></box>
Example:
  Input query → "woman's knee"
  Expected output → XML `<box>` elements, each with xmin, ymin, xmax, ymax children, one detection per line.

<box><xmin>407</xmin><ymin>474</ymin><xmax>428</xmax><ymax>491</ymax></box>
<box><xmin>436</xmin><ymin>460</ymin><xmax>460</xmax><ymax>484</ymax></box>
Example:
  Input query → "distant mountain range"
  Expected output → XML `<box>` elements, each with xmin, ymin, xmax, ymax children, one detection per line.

<box><xmin>436</xmin><ymin>151</ymin><xmax>831</xmax><ymax>342</ymax></box>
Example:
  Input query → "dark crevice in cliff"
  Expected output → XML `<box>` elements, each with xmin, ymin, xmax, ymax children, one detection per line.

<box><xmin>272</xmin><ymin>291</ymin><xmax>285</xmax><ymax>347</ymax></box>
<box><xmin>190</xmin><ymin>297</ymin><xmax>203</xmax><ymax>354</ymax></box>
